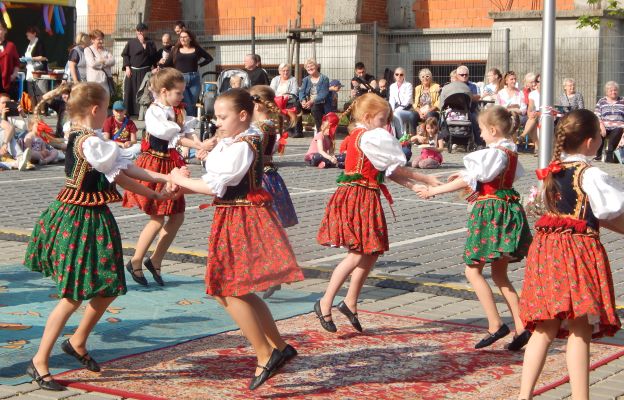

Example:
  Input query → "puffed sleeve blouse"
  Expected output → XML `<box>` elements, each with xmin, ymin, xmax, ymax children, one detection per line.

<box><xmin>144</xmin><ymin>102</ymin><xmax>197</xmax><ymax>148</ymax></box>
<box><xmin>201</xmin><ymin>127</ymin><xmax>262</xmax><ymax>197</ymax></box>
<box><xmin>82</xmin><ymin>133</ymin><xmax>132</xmax><ymax>182</ymax></box>
<box><xmin>459</xmin><ymin>139</ymin><xmax>524</xmax><ymax>190</ymax></box>
<box><xmin>562</xmin><ymin>154</ymin><xmax>624</xmax><ymax>220</ymax></box>
<box><xmin>359</xmin><ymin>126</ymin><xmax>407</xmax><ymax>176</ymax></box>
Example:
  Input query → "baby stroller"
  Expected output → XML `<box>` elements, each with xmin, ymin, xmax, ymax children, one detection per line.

<box><xmin>439</xmin><ymin>82</ymin><xmax>474</xmax><ymax>153</ymax></box>
<box><xmin>197</xmin><ymin>69</ymin><xmax>251</xmax><ymax>140</ymax></box>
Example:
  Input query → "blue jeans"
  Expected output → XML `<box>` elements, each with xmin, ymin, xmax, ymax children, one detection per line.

<box><xmin>183</xmin><ymin>72</ymin><xmax>201</xmax><ymax>116</ymax></box>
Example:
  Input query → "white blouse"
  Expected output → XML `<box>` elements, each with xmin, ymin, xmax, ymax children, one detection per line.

<box><xmin>82</xmin><ymin>132</ymin><xmax>132</xmax><ymax>182</ymax></box>
<box><xmin>145</xmin><ymin>102</ymin><xmax>197</xmax><ymax>148</ymax></box>
<box><xmin>201</xmin><ymin>127</ymin><xmax>262</xmax><ymax>197</ymax></box>
<box><xmin>562</xmin><ymin>154</ymin><xmax>624</xmax><ymax>220</ymax></box>
<box><xmin>388</xmin><ymin>81</ymin><xmax>414</xmax><ymax>111</ymax></box>
<box><xmin>358</xmin><ymin>126</ymin><xmax>407</xmax><ymax>176</ymax></box>
<box><xmin>496</xmin><ymin>88</ymin><xmax>527</xmax><ymax>114</ymax></box>
<box><xmin>460</xmin><ymin>139</ymin><xmax>524</xmax><ymax>190</ymax></box>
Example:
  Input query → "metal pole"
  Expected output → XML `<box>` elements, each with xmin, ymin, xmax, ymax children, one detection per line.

<box><xmin>251</xmin><ymin>16</ymin><xmax>256</xmax><ymax>54</ymax></box>
<box><xmin>503</xmin><ymin>28</ymin><xmax>510</xmax><ymax>73</ymax></box>
<box><xmin>538</xmin><ymin>0</ymin><xmax>556</xmax><ymax>170</ymax></box>
<box><xmin>373</xmin><ymin>21</ymin><xmax>378</xmax><ymax>78</ymax></box>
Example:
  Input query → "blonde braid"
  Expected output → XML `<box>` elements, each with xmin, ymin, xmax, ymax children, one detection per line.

<box><xmin>33</xmin><ymin>82</ymin><xmax>72</xmax><ymax>122</ymax></box>
<box><xmin>339</xmin><ymin>98</ymin><xmax>358</xmax><ymax>123</ymax></box>
<box><xmin>260</xmin><ymin>98</ymin><xmax>288</xmax><ymax>132</ymax></box>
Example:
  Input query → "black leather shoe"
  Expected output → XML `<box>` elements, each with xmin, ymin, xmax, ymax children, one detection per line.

<box><xmin>506</xmin><ymin>330</ymin><xmax>532</xmax><ymax>351</ymax></box>
<box><xmin>281</xmin><ymin>344</ymin><xmax>297</xmax><ymax>364</ymax></box>
<box><xmin>61</xmin><ymin>339</ymin><xmax>101</xmax><ymax>372</ymax></box>
<box><xmin>475</xmin><ymin>324</ymin><xmax>510</xmax><ymax>349</ymax></box>
<box><xmin>248</xmin><ymin>349</ymin><xmax>283</xmax><ymax>390</ymax></box>
<box><xmin>337</xmin><ymin>301</ymin><xmax>363</xmax><ymax>332</ymax></box>
<box><xmin>314</xmin><ymin>299</ymin><xmax>337</xmax><ymax>333</ymax></box>
<box><xmin>143</xmin><ymin>258</ymin><xmax>164</xmax><ymax>286</ymax></box>
<box><xmin>126</xmin><ymin>260</ymin><xmax>148</xmax><ymax>286</ymax></box>
<box><xmin>26</xmin><ymin>360</ymin><xmax>65</xmax><ymax>391</ymax></box>
<box><xmin>262</xmin><ymin>284</ymin><xmax>281</xmax><ymax>299</ymax></box>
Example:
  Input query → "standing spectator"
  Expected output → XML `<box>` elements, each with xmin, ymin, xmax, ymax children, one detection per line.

<box><xmin>84</xmin><ymin>30</ymin><xmax>115</xmax><ymax>95</ymax></box>
<box><xmin>244</xmin><ymin>53</ymin><xmax>269</xmax><ymax>86</ymax></box>
<box><xmin>389</xmin><ymin>67</ymin><xmax>417</xmax><ymax>137</ymax></box>
<box><xmin>559</xmin><ymin>78</ymin><xmax>585</xmax><ymax>112</ymax></box>
<box><xmin>65</xmin><ymin>33</ymin><xmax>89</xmax><ymax>84</ymax></box>
<box><xmin>22</xmin><ymin>26</ymin><xmax>48</xmax><ymax>107</ymax></box>
<box><xmin>413</xmin><ymin>68</ymin><xmax>441</xmax><ymax>123</ymax></box>
<box><xmin>155</xmin><ymin>33</ymin><xmax>173</xmax><ymax>68</ymax></box>
<box><xmin>164</xmin><ymin>29</ymin><xmax>213</xmax><ymax>116</ymax></box>
<box><xmin>350</xmin><ymin>61</ymin><xmax>377</xmax><ymax>98</ymax></box>
<box><xmin>0</xmin><ymin>22</ymin><xmax>20</xmax><ymax>100</ymax></box>
<box><xmin>173</xmin><ymin>21</ymin><xmax>186</xmax><ymax>40</ymax></box>
<box><xmin>122</xmin><ymin>23</ymin><xmax>157</xmax><ymax>116</ymax></box>
<box><xmin>594</xmin><ymin>81</ymin><xmax>624</xmax><ymax>162</ymax></box>
<box><xmin>298</xmin><ymin>58</ymin><xmax>329</xmax><ymax>132</ymax></box>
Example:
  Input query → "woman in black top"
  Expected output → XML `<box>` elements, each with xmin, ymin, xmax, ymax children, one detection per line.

<box><xmin>164</xmin><ymin>29</ymin><xmax>212</xmax><ymax>116</ymax></box>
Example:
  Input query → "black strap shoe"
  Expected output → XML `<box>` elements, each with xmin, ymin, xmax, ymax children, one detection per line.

<box><xmin>506</xmin><ymin>330</ymin><xmax>532</xmax><ymax>351</ymax></box>
<box><xmin>248</xmin><ymin>348</ymin><xmax>283</xmax><ymax>390</ymax></box>
<box><xmin>314</xmin><ymin>300</ymin><xmax>337</xmax><ymax>333</ymax></box>
<box><xmin>475</xmin><ymin>324</ymin><xmax>510</xmax><ymax>349</ymax></box>
<box><xmin>143</xmin><ymin>258</ymin><xmax>164</xmax><ymax>286</ymax></box>
<box><xmin>26</xmin><ymin>360</ymin><xmax>65</xmax><ymax>391</ymax></box>
<box><xmin>262</xmin><ymin>284</ymin><xmax>281</xmax><ymax>299</ymax></box>
<box><xmin>61</xmin><ymin>339</ymin><xmax>101</xmax><ymax>372</ymax></box>
<box><xmin>337</xmin><ymin>301</ymin><xmax>363</xmax><ymax>332</ymax></box>
<box><xmin>126</xmin><ymin>260</ymin><xmax>148</xmax><ymax>286</ymax></box>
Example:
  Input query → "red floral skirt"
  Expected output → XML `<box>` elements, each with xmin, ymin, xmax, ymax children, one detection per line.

<box><xmin>520</xmin><ymin>229</ymin><xmax>621</xmax><ymax>339</ymax></box>
<box><xmin>122</xmin><ymin>153</ymin><xmax>185</xmax><ymax>216</ymax></box>
<box><xmin>317</xmin><ymin>184</ymin><xmax>388</xmax><ymax>255</ymax></box>
<box><xmin>206</xmin><ymin>205</ymin><xmax>303</xmax><ymax>297</ymax></box>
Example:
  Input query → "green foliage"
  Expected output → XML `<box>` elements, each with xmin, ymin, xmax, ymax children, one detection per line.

<box><xmin>577</xmin><ymin>0</ymin><xmax>624</xmax><ymax>29</ymax></box>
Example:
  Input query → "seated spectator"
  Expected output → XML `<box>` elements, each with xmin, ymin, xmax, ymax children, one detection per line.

<box><xmin>595</xmin><ymin>81</ymin><xmax>624</xmax><ymax>162</ymax></box>
<box><xmin>24</xmin><ymin>119</ymin><xmax>59</xmax><ymax>165</ymax></box>
<box><xmin>413</xmin><ymin>68</ymin><xmax>440</xmax><ymax>123</ymax></box>
<box><xmin>522</xmin><ymin>72</ymin><xmax>537</xmax><ymax>107</ymax></box>
<box><xmin>102</xmin><ymin>100</ymin><xmax>140</xmax><ymax>158</ymax></box>
<box><xmin>496</xmin><ymin>71</ymin><xmax>527</xmax><ymax>114</ymax></box>
<box><xmin>522</xmin><ymin>74</ymin><xmax>541</xmax><ymax>154</ymax></box>
<box><xmin>326</xmin><ymin>79</ymin><xmax>342</xmax><ymax>113</ymax></box>
<box><xmin>455</xmin><ymin>65</ymin><xmax>484</xmax><ymax>147</ymax></box>
<box><xmin>350</xmin><ymin>61</ymin><xmax>377</xmax><ymax>98</ymax></box>
<box><xmin>298</xmin><ymin>58</ymin><xmax>329</xmax><ymax>132</ymax></box>
<box><xmin>559</xmin><ymin>78</ymin><xmax>584</xmax><ymax>112</ymax></box>
<box><xmin>412</xmin><ymin>117</ymin><xmax>444</xmax><ymax>149</ymax></box>
<box><xmin>482</xmin><ymin>67</ymin><xmax>502</xmax><ymax>100</ymax></box>
<box><xmin>271</xmin><ymin>63</ymin><xmax>303</xmax><ymax>137</ymax></box>
<box><xmin>377</xmin><ymin>78</ymin><xmax>389</xmax><ymax>100</ymax></box>
<box><xmin>411</xmin><ymin>146</ymin><xmax>443</xmax><ymax>169</ymax></box>
<box><xmin>303</xmin><ymin>112</ymin><xmax>344</xmax><ymax>168</ymax></box>
<box><xmin>44</xmin><ymin>84</ymin><xmax>71</xmax><ymax>138</ymax></box>
<box><xmin>0</xmin><ymin>93</ymin><xmax>33</xmax><ymax>170</ymax></box>
<box><xmin>389</xmin><ymin>67</ymin><xmax>417</xmax><ymax>139</ymax></box>
<box><xmin>229</xmin><ymin>75</ymin><xmax>243</xmax><ymax>89</ymax></box>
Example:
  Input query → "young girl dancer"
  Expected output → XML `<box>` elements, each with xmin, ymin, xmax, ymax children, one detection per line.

<box><xmin>518</xmin><ymin>109</ymin><xmax>623</xmax><ymax>400</ymax></box>
<box><xmin>123</xmin><ymin>67</ymin><xmax>208</xmax><ymax>286</ymax></box>
<box><xmin>416</xmin><ymin>106</ymin><xmax>533</xmax><ymax>350</ymax></box>
<box><xmin>315</xmin><ymin>93</ymin><xmax>441</xmax><ymax>333</ymax></box>
<box><xmin>249</xmin><ymin>85</ymin><xmax>298</xmax><ymax>299</ymax></box>
<box><xmin>23</xmin><ymin>82</ymin><xmax>173</xmax><ymax>391</ymax></box>
<box><xmin>169</xmin><ymin>88</ymin><xmax>304</xmax><ymax>390</ymax></box>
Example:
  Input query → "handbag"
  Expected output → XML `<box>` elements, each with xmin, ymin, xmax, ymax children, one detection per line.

<box><xmin>106</xmin><ymin>74</ymin><xmax>116</xmax><ymax>97</ymax></box>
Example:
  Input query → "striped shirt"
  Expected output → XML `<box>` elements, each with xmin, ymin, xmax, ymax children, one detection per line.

<box><xmin>594</xmin><ymin>97</ymin><xmax>624</xmax><ymax>129</ymax></box>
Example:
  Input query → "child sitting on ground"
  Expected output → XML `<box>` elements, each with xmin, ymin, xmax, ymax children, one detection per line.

<box><xmin>102</xmin><ymin>101</ymin><xmax>141</xmax><ymax>159</ymax></box>
<box><xmin>304</xmin><ymin>112</ymin><xmax>345</xmax><ymax>168</ymax></box>
<box><xmin>412</xmin><ymin>117</ymin><xmax>444</xmax><ymax>149</ymax></box>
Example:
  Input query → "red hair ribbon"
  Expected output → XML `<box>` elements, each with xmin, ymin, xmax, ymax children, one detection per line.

<box><xmin>274</xmin><ymin>95</ymin><xmax>297</xmax><ymax>117</ymax></box>
<box><xmin>35</xmin><ymin>121</ymin><xmax>55</xmax><ymax>143</ymax></box>
<box><xmin>535</xmin><ymin>161</ymin><xmax>562</xmax><ymax>180</ymax></box>
<box><xmin>277</xmin><ymin>131</ymin><xmax>289</xmax><ymax>155</ymax></box>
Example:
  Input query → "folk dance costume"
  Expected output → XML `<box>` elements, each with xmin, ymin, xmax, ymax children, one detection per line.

<box><xmin>317</xmin><ymin>126</ymin><xmax>406</xmax><ymax>255</ymax></box>
<box><xmin>122</xmin><ymin>102</ymin><xmax>194</xmax><ymax>215</ymax></box>
<box><xmin>201</xmin><ymin>127</ymin><xmax>303</xmax><ymax>296</ymax></box>
<box><xmin>24</xmin><ymin>128</ymin><xmax>132</xmax><ymax>300</ymax></box>
<box><xmin>461</xmin><ymin>139</ymin><xmax>532</xmax><ymax>265</ymax></box>
<box><xmin>256</xmin><ymin>119</ymin><xmax>298</xmax><ymax>228</ymax></box>
<box><xmin>520</xmin><ymin>155</ymin><xmax>622</xmax><ymax>338</ymax></box>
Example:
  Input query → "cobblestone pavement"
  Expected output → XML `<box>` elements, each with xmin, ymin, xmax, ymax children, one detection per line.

<box><xmin>1</xmin><ymin>135</ymin><xmax>624</xmax><ymax>399</ymax></box>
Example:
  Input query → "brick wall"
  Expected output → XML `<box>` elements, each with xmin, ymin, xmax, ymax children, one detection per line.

<box><xmin>147</xmin><ymin>0</ymin><xmax>182</xmax><ymax>23</ymax></box>
<box><xmin>360</xmin><ymin>0</ymin><xmax>388</xmax><ymax>26</ymax></box>
<box><xmin>414</xmin><ymin>0</ymin><xmax>575</xmax><ymax>29</ymax></box>
<box><xmin>204</xmin><ymin>0</ymin><xmax>325</xmax><ymax>34</ymax></box>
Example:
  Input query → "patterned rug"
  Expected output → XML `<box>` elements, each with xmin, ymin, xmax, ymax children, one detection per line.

<box><xmin>58</xmin><ymin>311</ymin><xmax>624</xmax><ymax>400</ymax></box>
<box><xmin>0</xmin><ymin>264</ymin><xmax>316</xmax><ymax>385</ymax></box>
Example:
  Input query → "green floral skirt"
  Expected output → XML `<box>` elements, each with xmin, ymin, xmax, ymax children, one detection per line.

<box><xmin>24</xmin><ymin>200</ymin><xmax>127</xmax><ymax>300</ymax></box>
<box><xmin>464</xmin><ymin>197</ymin><xmax>532</xmax><ymax>265</ymax></box>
